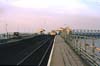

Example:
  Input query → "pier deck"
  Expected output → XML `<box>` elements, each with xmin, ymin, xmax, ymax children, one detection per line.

<box><xmin>50</xmin><ymin>35</ymin><xmax>87</xmax><ymax>66</ymax></box>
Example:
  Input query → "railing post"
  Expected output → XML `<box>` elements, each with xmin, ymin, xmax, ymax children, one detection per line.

<box><xmin>79</xmin><ymin>37</ymin><xmax>81</xmax><ymax>55</ymax></box>
<box><xmin>77</xmin><ymin>37</ymin><xmax>79</xmax><ymax>54</ymax></box>
<box><xmin>73</xmin><ymin>36</ymin><xmax>75</xmax><ymax>49</ymax></box>
<box><xmin>75</xmin><ymin>36</ymin><xmax>77</xmax><ymax>51</ymax></box>
<box><xmin>74</xmin><ymin>38</ymin><xmax>76</xmax><ymax>50</ymax></box>
<box><xmin>92</xmin><ymin>38</ymin><xmax>95</xmax><ymax>57</ymax></box>
<box><xmin>84</xmin><ymin>37</ymin><xmax>87</xmax><ymax>52</ymax></box>
<box><xmin>76</xmin><ymin>36</ymin><xmax>78</xmax><ymax>52</ymax></box>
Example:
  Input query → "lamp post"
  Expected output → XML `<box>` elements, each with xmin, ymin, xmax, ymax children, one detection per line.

<box><xmin>5</xmin><ymin>24</ymin><xmax>8</xmax><ymax>39</ymax></box>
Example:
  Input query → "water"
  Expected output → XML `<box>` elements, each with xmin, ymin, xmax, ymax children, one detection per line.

<box><xmin>79</xmin><ymin>39</ymin><xmax>100</xmax><ymax>47</ymax></box>
<box><xmin>95</xmin><ymin>39</ymin><xmax>100</xmax><ymax>47</ymax></box>
<box><xmin>78</xmin><ymin>38</ymin><xmax>100</xmax><ymax>56</ymax></box>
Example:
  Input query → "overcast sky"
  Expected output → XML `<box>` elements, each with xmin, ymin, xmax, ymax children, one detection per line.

<box><xmin>0</xmin><ymin>0</ymin><xmax>100</xmax><ymax>33</ymax></box>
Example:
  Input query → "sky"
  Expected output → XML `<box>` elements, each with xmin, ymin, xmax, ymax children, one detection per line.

<box><xmin>0</xmin><ymin>0</ymin><xmax>100</xmax><ymax>33</ymax></box>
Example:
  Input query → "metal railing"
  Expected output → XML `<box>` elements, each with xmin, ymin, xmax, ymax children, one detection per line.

<box><xmin>60</xmin><ymin>32</ymin><xmax>100</xmax><ymax>66</ymax></box>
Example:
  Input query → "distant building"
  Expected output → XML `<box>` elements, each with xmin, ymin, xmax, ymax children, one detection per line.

<box><xmin>65</xmin><ymin>27</ymin><xmax>72</xmax><ymax>35</ymax></box>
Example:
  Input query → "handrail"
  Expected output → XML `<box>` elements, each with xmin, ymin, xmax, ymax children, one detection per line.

<box><xmin>62</xmin><ymin>34</ymin><xmax>100</xmax><ymax>66</ymax></box>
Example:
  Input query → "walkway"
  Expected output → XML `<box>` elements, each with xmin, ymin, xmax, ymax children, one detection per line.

<box><xmin>50</xmin><ymin>35</ymin><xmax>87</xmax><ymax>66</ymax></box>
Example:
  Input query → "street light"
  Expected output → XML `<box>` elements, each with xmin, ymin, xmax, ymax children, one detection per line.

<box><xmin>5</xmin><ymin>24</ymin><xmax>8</xmax><ymax>39</ymax></box>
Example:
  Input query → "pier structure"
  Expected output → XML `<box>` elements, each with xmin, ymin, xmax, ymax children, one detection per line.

<box><xmin>56</xmin><ymin>27</ymin><xmax>100</xmax><ymax>66</ymax></box>
<box><xmin>72</xmin><ymin>29</ymin><xmax>100</xmax><ymax>38</ymax></box>
<box><xmin>0</xmin><ymin>28</ymin><xmax>100</xmax><ymax>66</ymax></box>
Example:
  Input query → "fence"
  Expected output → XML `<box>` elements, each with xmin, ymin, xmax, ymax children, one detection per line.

<box><xmin>60</xmin><ymin>31</ymin><xmax>100</xmax><ymax>66</ymax></box>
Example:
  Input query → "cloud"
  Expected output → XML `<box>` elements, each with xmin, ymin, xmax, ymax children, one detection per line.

<box><xmin>0</xmin><ymin>8</ymin><xmax>3</xmax><ymax>14</ymax></box>
<box><xmin>11</xmin><ymin>0</ymin><xmax>87</xmax><ymax>9</ymax></box>
<box><xmin>1</xmin><ymin>0</ymin><xmax>99</xmax><ymax>15</ymax></box>
<box><xmin>0</xmin><ymin>0</ymin><xmax>100</xmax><ymax>33</ymax></box>
<box><xmin>80</xmin><ymin>0</ymin><xmax>100</xmax><ymax>10</ymax></box>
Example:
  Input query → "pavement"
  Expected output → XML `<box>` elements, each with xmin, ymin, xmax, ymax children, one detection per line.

<box><xmin>50</xmin><ymin>35</ymin><xmax>87</xmax><ymax>66</ymax></box>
